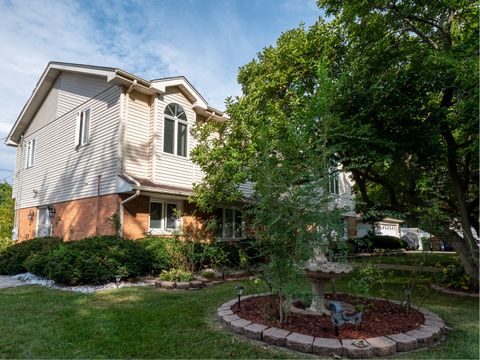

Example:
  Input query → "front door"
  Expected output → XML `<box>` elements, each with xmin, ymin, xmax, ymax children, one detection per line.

<box><xmin>36</xmin><ymin>207</ymin><xmax>52</xmax><ymax>237</ymax></box>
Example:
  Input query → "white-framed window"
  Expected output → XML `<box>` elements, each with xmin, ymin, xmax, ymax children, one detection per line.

<box><xmin>25</xmin><ymin>139</ymin><xmax>36</xmax><ymax>168</ymax></box>
<box><xmin>149</xmin><ymin>199</ymin><xmax>181</xmax><ymax>233</ymax></box>
<box><xmin>215</xmin><ymin>207</ymin><xmax>245</xmax><ymax>240</ymax></box>
<box><xmin>75</xmin><ymin>108</ymin><xmax>91</xmax><ymax>147</ymax></box>
<box><xmin>36</xmin><ymin>206</ymin><xmax>52</xmax><ymax>237</ymax></box>
<box><xmin>163</xmin><ymin>103</ymin><xmax>187</xmax><ymax>157</ymax></box>
<box><xmin>329</xmin><ymin>170</ymin><xmax>339</xmax><ymax>195</ymax></box>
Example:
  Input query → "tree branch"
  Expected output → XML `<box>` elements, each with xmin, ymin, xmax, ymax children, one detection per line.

<box><xmin>401</xmin><ymin>17</ymin><xmax>439</xmax><ymax>49</ymax></box>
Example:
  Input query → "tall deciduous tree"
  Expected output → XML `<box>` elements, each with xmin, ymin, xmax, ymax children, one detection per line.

<box><xmin>192</xmin><ymin>1</ymin><xmax>478</xmax><ymax>287</ymax></box>
<box><xmin>316</xmin><ymin>0</ymin><xmax>479</xmax><ymax>286</ymax></box>
<box><xmin>0</xmin><ymin>182</ymin><xmax>14</xmax><ymax>239</ymax></box>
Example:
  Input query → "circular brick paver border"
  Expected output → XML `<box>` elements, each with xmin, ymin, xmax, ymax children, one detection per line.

<box><xmin>217</xmin><ymin>295</ymin><xmax>445</xmax><ymax>358</ymax></box>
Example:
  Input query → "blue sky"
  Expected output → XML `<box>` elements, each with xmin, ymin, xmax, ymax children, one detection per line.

<box><xmin>0</xmin><ymin>0</ymin><xmax>323</xmax><ymax>182</ymax></box>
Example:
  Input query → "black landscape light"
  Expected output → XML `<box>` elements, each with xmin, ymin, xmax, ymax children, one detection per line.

<box><xmin>234</xmin><ymin>285</ymin><xmax>244</xmax><ymax>309</ymax></box>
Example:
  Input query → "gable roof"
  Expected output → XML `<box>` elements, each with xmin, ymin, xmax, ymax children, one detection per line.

<box><xmin>5</xmin><ymin>62</ymin><xmax>227</xmax><ymax>146</ymax></box>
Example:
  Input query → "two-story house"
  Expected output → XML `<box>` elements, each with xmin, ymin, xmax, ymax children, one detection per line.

<box><xmin>6</xmin><ymin>62</ymin><xmax>244</xmax><ymax>241</ymax></box>
<box><xmin>6</xmin><ymin>62</ymin><xmax>358</xmax><ymax>242</ymax></box>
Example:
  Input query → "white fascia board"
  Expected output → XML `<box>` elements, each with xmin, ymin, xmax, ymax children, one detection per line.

<box><xmin>151</xmin><ymin>77</ymin><xmax>208</xmax><ymax>108</ymax></box>
<box><xmin>192</xmin><ymin>105</ymin><xmax>229</xmax><ymax>121</ymax></box>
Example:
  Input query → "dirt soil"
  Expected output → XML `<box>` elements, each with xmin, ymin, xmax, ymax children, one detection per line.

<box><xmin>233</xmin><ymin>294</ymin><xmax>424</xmax><ymax>339</ymax></box>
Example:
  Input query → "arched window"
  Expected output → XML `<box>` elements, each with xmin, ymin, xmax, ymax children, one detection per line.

<box><xmin>163</xmin><ymin>103</ymin><xmax>188</xmax><ymax>157</ymax></box>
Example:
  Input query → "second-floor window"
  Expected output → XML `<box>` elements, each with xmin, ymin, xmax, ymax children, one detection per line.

<box><xmin>163</xmin><ymin>103</ymin><xmax>187</xmax><ymax>157</ymax></box>
<box><xmin>75</xmin><ymin>108</ymin><xmax>91</xmax><ymax>147</ymax></box>
<box><xmin>329</xmin><ymin>171</ymin><xmax>339</xmax><ymax>195</ymax></box>
<box><xmin>25</xmin><ymin>139</ymin><xmax>35</xmax><ymax>168</ymax></box>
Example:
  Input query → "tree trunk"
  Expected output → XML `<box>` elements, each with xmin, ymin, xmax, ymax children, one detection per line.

<box><xmin>440</xmin><ymin>229</ymin><xmax>479</xmax><ymax>290</ymax></box>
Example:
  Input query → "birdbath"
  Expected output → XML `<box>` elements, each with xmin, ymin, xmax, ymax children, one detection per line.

<box><xmin>303</xmin><ymin>249</ymin><xmax>352</xmax><ymax>316</ymax></box>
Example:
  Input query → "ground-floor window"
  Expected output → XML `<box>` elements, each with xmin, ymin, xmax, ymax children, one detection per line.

<box><xmin>215</xmin><ymin>206</ymin><xmax>244</xmax><ymax>240</ymax></box>
<box><xmin>149</xmin><ymin>199</ymin><xmax>181</xmax><ymax>234</ymax></box>
<box><xmin>36</xmin><ymin>206</ymin><xmax>52</xmax><ymax>237</ymax></box>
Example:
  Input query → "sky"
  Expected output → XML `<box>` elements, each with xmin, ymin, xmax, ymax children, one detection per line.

<box><xmin>0</xmin><ymin>0</ymin><xmax>324</xmax><ymax>182</ymax></box>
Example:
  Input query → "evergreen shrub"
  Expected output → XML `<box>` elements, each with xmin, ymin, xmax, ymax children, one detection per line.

<box><xmin>0</xmin><ymin>237</ymin><xmax>62</xmax><ymax>275</ymax></box>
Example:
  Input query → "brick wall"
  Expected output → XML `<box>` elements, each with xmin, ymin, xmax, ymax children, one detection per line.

<box><xmin>16</xmin><ymin>207</ymin><xmax>38</xmax><ymax>241</ymax></box>
<box><xmin>122</xmin><ymin>195</ymin><xmax>150</xmax><ymax>239</ymax></box>
<box><xmin>15</xmin><ymin>194</ymin><xmax>212</xmax><ymax>242</ymax></box>
<box><xmin>16</xmin><ymin>194</ymin><xmax>120</xmax><ymax>241</ymax></box>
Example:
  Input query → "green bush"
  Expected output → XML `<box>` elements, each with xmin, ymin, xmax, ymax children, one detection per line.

<box><xmin>44</xmin><ymin>236</ymin><xmax>152</xmax><ymax>285</ymax></box>
<box><xmin>159</xmin><ymin>268</ymin><xmax>193</xmax><ymax>282</ymax></box>
<box><xmin>0</xmin><ymin>237</ymin><xmax>62</xmax><ymax>275</ymax></box>
<box><xmin>347</xmin><ymin>237</ymin><xmax>373</xmax><ymax>253</ymax></box>
<box><xmin>370</xmin><ymin>235</ymin><xmax>406</xmax><ymax>250</ymax></box>
<box><xmin>0</xmin><ymin>237</ymin><xmax>13</xmax><ymax>253</ymax></box>
<box><xmin>433</xmin><ymin>264</ymin><xmax>473</xmax><ymax>291</ymax></box>
<box><xmin>140</xmin><ymin>237</ymin><xmax>175</xmax><ymax>273</ymax></box>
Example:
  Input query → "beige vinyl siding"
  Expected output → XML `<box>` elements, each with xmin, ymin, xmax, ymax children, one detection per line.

<box><xmin>24</xmin><ymin>77</ymin><xmax>60</xmax><ymax>137</ymax></box>
<box><xmin>15</xmin><ymin>86</ymin><xmax>121</xmax><ymax>209</ymax></box>
<box><xmin>154</xmin><ymin>88</ymin><xmax>199</xmax><ymax>188</ymax></box>
<box><xmin>57</xmin><ymin>72</ymin><xmax>111</xmax><ymax>118</ymax></box>
<box><xmin>147</xmin><ymin>96</ymin><xmax>157</xmax><ymax>179</ymax></box>
<box><xmin>238</xmin><ymin>182</ymin><xmax>253</xmax><ymax>198</ymax></box>
<box><xmin>124</xmin><ymin>91</ymin><xmax>151</xmax><ymax>179</ymax></box>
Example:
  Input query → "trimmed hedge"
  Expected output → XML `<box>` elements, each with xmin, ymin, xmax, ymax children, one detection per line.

<box><xmin>0</xmin><ymin>235</ymin><xmax>251</xmax><ymax>286</ymax></box>
<box><xmin>370</xmin><ymin>235</ymin><xmax>407</xmax><ymax>250</ymax></box>
<box><xmin>347</xmin><ymin>235</ymin><xmax>407</xmax><ymax>254</ymax></box>
<box><xmin>44</xmin><ymin>236</ymin><xmax>155</xmax><ymax>285</ymax></box>
<box><xmin>0</xmin><ymin>237</ymin><xmax>62</xmax><ymax>275</ymax></box>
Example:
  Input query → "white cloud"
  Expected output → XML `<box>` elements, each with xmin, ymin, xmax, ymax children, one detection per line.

<box><xmin>0</xmin><ymin>0</ymin><xmax>323</xmax><ymax>181</ymax></box>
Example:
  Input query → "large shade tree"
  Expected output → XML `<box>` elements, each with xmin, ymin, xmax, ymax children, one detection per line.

<box><xmin>192</xmin><ymin>1</ymin><xmax>478</xmax><ymax>285</ymax></box>
<box><xmin>316</xmin><ymin>0</ymin><xmax>479</xmax><ymax>286</ymax></box>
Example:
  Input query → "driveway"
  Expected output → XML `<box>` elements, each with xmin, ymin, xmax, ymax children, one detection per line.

<box><xmin>0</xmin><ymin>275</ymin><xmax>27</xmax><ymax>289</ymax></box>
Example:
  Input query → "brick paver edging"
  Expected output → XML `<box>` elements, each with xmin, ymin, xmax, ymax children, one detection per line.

<box><xmin>217</xmin><ymin>295</ymin><xmax>446</xmax><ymax>358</ymax></box>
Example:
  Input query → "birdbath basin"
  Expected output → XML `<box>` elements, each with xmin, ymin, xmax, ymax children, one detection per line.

<box><xmin>303</xmin><ymin>250</ymin><xmax>352</xmax><ymax>316</ymax></box>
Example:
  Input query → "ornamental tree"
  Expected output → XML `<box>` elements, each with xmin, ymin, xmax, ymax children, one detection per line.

<box><xmin>191</xmin><ymin>23</ymin><xmax>347</xmax><ymax>323</ymax></box>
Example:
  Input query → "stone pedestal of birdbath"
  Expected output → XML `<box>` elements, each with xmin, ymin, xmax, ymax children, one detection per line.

<box><xmin>303</xmin><ymin>250</ymin><xmax>352</xmax><ymax>316</ymax></box>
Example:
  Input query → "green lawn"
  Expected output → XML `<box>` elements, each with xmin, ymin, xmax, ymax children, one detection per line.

<box><xmin>351</xmin><ymin>252</ymin><xmax>459</xmax><ymax>267</ymax></box>
<box><xmin>0</xmin><ymin>270</ymin><xmax>478</xmax><ymax>359</ymax></box>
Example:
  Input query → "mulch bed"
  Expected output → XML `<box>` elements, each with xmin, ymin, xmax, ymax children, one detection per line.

<box><xmin>233</xmin><ymin>294</ymin><xmax>424</xmax><ymax>339</ymax></box>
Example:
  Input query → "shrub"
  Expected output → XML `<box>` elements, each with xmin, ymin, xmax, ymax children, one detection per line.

<box><xmin>347</xmin><ymin>237</ymin><xmax>373</xmax><ymax>254</ymax></box>
<box><xmin>140</xmin><ymin>237</ymin><xmax>175</xmax><ymax>273</ymax></box>
<box><xmin>0</xmin><ymin>237</ymin><xmax>13</xmax><ymax>253</ymax></box>
<box><xmin>44</xmin><ymin>236</ymin><xmax>153</xmax><ymax>285</ymax></box>
<box><xmin>159</xmin><ymin>268</ymin><xmax>193</xmax><ymax>282</ymax></box>
<box><xmin>433</xmin><ymin>264</ymin><xmax>473</xmax><ymax>291</ymax></box>
<box><xmin>370</xmin><ymin>235</ymin><xmax>406</xmax><ymax>250</ymax></box>
<box><xmin>0</xmin><ymin>237</ymin><xmax>62</xmax><ymax>275</ymax></box>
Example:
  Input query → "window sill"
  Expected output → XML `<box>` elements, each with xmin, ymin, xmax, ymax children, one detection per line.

<box><xmin>160</xmin><ymin>151</ymin><xmax>190</xmax><ymax>161</ymax></box>
<box><xmin>149</xmin><ymin>229</ymin><xmax>179</xmax><ymax>236</ymax></box>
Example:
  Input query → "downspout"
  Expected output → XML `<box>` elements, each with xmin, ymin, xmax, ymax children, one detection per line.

<box><xmin>119</xmin><ymin>79</ymin><xmax>140</xmax><ymax>238</ymax></box>
<box><xmin>95</xmin><ymin>175</ymin><xmax>102</xmax><ymax>235</ymax></box>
